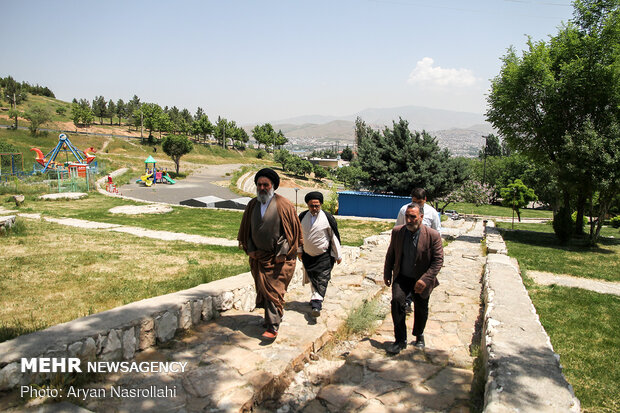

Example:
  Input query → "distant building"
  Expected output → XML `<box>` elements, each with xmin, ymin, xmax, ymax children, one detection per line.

<box><xmin>309</xmin><ymin>158</ymin><xmax>349</xmax><ymax>168</ymax></box>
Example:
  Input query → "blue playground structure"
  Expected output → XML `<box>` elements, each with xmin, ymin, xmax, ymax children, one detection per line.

<box><xmin>31</xmin><ymin>133</ymin><xmax>97</xmax><ymax>174</ymax></box>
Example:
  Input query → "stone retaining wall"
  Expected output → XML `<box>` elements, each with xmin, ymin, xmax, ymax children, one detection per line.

<box><xmin>0</xmin><ymin>246</ymin><xmax>360</xmax><ymax>391</ymax></box>
<box><xmin>481</xmin><ymin>221</ymin><xmax>580</xmax><ymax>412</ymax></box>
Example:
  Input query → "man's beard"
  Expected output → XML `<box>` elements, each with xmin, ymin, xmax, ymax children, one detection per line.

<box><xmin>257</xmin><ymin>187</ymin><xmax>275</xmax><ymax>204</ymax></box>
<box><xmin>406</xmin><ymin>222</ymin><xmax>421</xmax><ymax>232</ymax></box>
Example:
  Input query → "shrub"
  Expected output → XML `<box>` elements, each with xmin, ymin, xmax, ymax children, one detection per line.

<box><xmin>256</xmin><ymin>149</ymin><xmax>267</xmax><ymax>159</ymax></box>
<box><xmin>610</xmin><ymin>216</ymin><xmax>620</xmax><ymax>229</ymax></box>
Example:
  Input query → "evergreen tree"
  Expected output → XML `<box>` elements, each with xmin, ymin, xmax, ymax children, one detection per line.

<box><xmin>356</xmin><ymin>118</ymin><xmax>468</xmax><ymax>198</ymax></box>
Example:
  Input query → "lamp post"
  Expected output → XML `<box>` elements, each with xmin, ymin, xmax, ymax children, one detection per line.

<box><xmin>294</xmin><ymin>188</ymin><xmax>299</xmax><ymax>213</ymax></box>
<box><xmin>482</xmin><ymin>135</ymin><xmax>487</xmax><ymax>185</ymax></box>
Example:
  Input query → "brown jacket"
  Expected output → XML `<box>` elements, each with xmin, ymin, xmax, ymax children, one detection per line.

<box><xmin>237</xmin><ymin>193</ymin><xmax>303</xmax><ymax>260</ymax></box>
<box><xmin>383</xmin><ymin>224</ymin><xmax>443</xmax><ymax>298</ymax></box>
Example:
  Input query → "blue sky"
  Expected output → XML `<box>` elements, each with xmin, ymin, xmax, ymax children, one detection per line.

<box><xmin>2</xmin><ymin>0</ymin><xmax>574</xmax><ymax>124</ymax></box>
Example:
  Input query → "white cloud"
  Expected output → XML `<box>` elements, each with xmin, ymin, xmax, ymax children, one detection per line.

<box><xmin>407</xmin><ymin>57</ymin><xmax>477</xmax><ymax>87</ymax></box>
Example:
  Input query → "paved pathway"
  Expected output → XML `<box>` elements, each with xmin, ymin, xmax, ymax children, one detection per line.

<box><xmin>118</xmin><ymin>164</ymin><xmax>244</xmax><ymax>204</ymax></box>
<box><xmin>528</xmin><ymin>270</ymin><xmax>620</xmax><ymax>296</ymax></box>
<box><xmin>267</xmin><ymin>219</ymin><xmax>486</xmax><ymax>413</ymax></box>
<box><xmin>6</xmin><ymin>215</ymin><xmax>481</xmax><ymax>412</ymax></box>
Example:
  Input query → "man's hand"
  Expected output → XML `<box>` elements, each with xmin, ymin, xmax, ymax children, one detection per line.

<box><xmin>336</xmin><ymin>257</ymin><xmax>342</xmax><ymax>264</ymax></box>
<box><xmin>414</xmin><ymin>279</ymin><xmax>426</xmax><ymax>294</ymax></box>
<box><xmin>384</xmin><ymin>276</ymin><xmax>392</xmax><ymax>287</ymax></box>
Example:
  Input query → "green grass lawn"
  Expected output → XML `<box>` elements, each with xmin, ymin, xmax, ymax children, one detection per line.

<box><xmin>446</xmin><ymin>202</ymin><xmax>553</xmax><ymax>219</ymax></box>
<box><xmin>4</xmin><ymin>192</ymin><xmax>390</xmax><ymax>246</ymax></box>
<box><xmin>524</xmin><ymin>279</ymin><xmax>619</xmax><ymax>413</ymax></box>
<box><xmin>496</xmin><ymin>222</ymin><xmax>620</xmax><ymax>282</ymax></box>
<box><xmin>0</xmin><ymin>218</ymin><xmax>249</xmax><ymax>343</ymax></box>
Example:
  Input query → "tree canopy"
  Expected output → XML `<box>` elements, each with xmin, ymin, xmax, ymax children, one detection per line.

<box><xmin>162</xmin><ymin>135</ymin><xmax>194</xmax><ymax>174</ymax></box>
<box><xmin>486</xmin><ymin>0</ymin><xmax>619</xmax><ymax>243</ymax></box>
<box><xmin>355</xmin><ymin>118</ymin><xmax>469</xmax><ymax>199</ymax></box>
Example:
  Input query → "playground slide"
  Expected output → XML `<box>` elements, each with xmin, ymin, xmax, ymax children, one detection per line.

<box><xmin>163</xmin><ymin>175</ymin><xmax>176</xmax><ymax>184</ymax></box>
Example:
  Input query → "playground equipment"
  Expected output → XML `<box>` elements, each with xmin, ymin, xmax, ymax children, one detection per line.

<box><xmin>135</xmin><ymin>155</ymin><xmax>175</xmax><ymax>186</ymax></box>
<box><xmin>0</xmin><ymin>152</ymin><xmax>28</xmax><ymax>182</ymax></box>
<box><xmin>106</xmin><ymin>175</ymin><xmax>119</xmax><ymax>194</ymax></box>
<box><xmin>31</xmin><ymin>133</ymin><xmax>96</xmax><ymax>174</ymax></box>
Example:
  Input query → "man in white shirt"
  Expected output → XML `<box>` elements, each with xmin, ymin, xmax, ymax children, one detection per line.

<box><xmin>394</xmin><ymin>188</ymin><xmax>441</xmax><ymax>314</ymax></box>
<box><xmin>395</xmin><ymin>188</ymin><xmax>441</xmax><ymax>232</ymax></box>
<box><xmin>298</xmin><ymin>191</ymin><xmax>342</xmax><ymax>318</ymax></box>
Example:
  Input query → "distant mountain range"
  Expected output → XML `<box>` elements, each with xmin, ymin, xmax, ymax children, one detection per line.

<box><xmin>273</xmin><ymin>105</ymin><xmax>488</xmax><ymax>131</ymax></box>
<box><xmin>243</xmin><ymin>105</ymin><xmax>495</xmax><ymax>157</ymax></box>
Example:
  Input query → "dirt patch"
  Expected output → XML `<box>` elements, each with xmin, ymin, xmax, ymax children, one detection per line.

<box><xmin>108</xmin><ymin>204</ymin><xmax>173</xmax><ymax>215</ymax></box>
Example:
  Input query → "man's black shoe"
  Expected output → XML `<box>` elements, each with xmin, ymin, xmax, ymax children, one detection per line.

<box><xmin>386</xmin><ymin>341</ymin><xmax>407</xmax><ymax>354</ymax></box>
<box><xmin>414</xmin><ymin>335</ymin><xmax>425</xmax><ymax>349</ymax></box>
<box><xmin>405</xmin><ymin>303</ymin><xmax>412</xmax><ymax>315</ymax></box>
<box><xmin>310</xmin><ymin>300</ymin><xmax>322</xmax><ymax>318</ymax></box>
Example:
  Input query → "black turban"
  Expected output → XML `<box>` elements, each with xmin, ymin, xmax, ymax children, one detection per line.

<box><xmin>254</xmin><ymin>168</ymin><xmax>280</xmax><ymax>189</ymax></box>
<box><xmin>305</xmin><ymin>191</ymin><xmax>324</xmax><ymax>204</ymax></box>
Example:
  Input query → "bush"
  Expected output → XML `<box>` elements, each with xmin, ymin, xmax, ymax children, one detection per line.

<box><xmin>610</xmin><ymin>216</ymin><xmax>620</xmax><ymax>229</ymax></box>
<box><xmin>256</xmin><ymin>149</ymin><xmax>267</xmax><ymax>159</ymax></box>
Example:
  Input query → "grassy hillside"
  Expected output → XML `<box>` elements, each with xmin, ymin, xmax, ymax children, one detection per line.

<box><xmin>0</xmin><ymin>127</ymin><xmax>269</xmax><ymax>177</ymax></box>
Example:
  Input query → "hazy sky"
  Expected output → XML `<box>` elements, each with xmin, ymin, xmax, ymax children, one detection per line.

<box><xmin>2</xmin><ymin>0</ymin><xmax>574</xmax><ymax>124</ymax></box>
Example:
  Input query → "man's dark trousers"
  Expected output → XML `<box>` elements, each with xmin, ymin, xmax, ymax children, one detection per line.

<box><xmin>391</xmin><ymin>275</ymin><xmax>429</xmax><ymax>344</ymax></box>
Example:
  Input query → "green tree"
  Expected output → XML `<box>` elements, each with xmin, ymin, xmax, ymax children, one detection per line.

<box><xmin>274</xmin><ymin>129</ymin><xmax>288</xmax><ymax>149</ymax></box>
<box><xmin>486</xmin><ymin>0</ymin><xmax>619</xmax><ymax>243</ymax></box>
<box><xmin>162</xmin><ymin>135</ymin><xmax>194</xmax><ymax>174</ymax></box>
<box><xmin>335</xmin><ymin>165</ymin><xmax>368</xmax><ymax>189</ymax></box>
<box><xmin>252</xmin><ymin>123</ymin><xmax>277</xmax><ymax>150</ymax></box>
<box><xmin>92</xmin><ymin>96</ymin><xmax>106</xmax><ymax>124</ymax></box>
<box><xmin>356</xmin><ymin>118</ymin><xmax>469</xmax><ymax>198</ymax></box>
<box><xmin>3</xmin><ymin>76</ymin><xmax>26</xmax><ymax>128</ymax></box>
<box><xmin>478</xmin><ymin>134</ymin><xmax>502</xmax><ymax>158</ymax></box>
<box><xmin>55</xmin><ymin>106</ymin><xmax>67</xmax><ymax>116</ymax></box>
<box><xmin>191</xmin><ymin>114</ymin><xmax>214</xmax><ymax>140</ymax></box>
<box><xmin>115</xmin><ymin>99</ymin><xmax>126</xmax><ymax>125</ymax></box>
<box><xmin>23</xmin><ymin>105</ymin><xmax>52</xmax><ymax>135</ymax></box>
<box><xmin>313</xmin><ymin>164</ymin><xmax>328</xmax><ymax>179</ymax></box>
<box><xmin>71</xmin><ymin>100</ymin><xmax>94</xmax><ymax>127</ymax></box>
<box><xmin>341</xmin><ymin>145</ymin><xmax>354</xmax><ymax>161</ymax></box>
<box><xmin>107</xmin><ymin>99</ymin><xmax>116</xmax><ymax>125</ymax></box>
<box><xmin>500</xmin><ymin>179</ymin><xmax>537</xmax><ymax>222</ymax></box>
<box><xmin>140</xmin><ymin>103</ymin><xmax>166</xmax><ymax>137</ymax></box>
<box><xmin>232</xmin><ymin>126</ymin><xmax>249</xmax><ymax>149</ymax></box>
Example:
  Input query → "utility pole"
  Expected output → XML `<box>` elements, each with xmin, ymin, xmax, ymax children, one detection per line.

<box><xmin>482</xmin><ymin>135</ymin><xmax>487</xmax><ymax>185</ymax></box>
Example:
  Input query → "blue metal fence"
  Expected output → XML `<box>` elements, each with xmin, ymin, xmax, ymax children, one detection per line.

<box><xmin>338</xmin><ymin>191</ymin><xmax>410</xmax><ymax>219</ymax></box>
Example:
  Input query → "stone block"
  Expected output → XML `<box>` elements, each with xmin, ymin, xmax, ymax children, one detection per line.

<box><xmin>100</xmin><ymin>329</ymin><xmax>122</xmax><ymax>361</ymax></box>
<box><xmin>122</xmin><ymin>327</ymin><xmax>136</xmax><ymax>360</ymax></box>
<box><xmin>202</xmin><ymin>296</ymin><xmax>214</xmax><ymax>320</ymax></box>
<box><xmin>214</xmin><ymin>291</ymin><xmax>234</xmax><ymax>311</ymax></box>
<box><xmin>156</xmin><ymin>312</ymin><xmax>178</xmax><ymax>343</ymax></box>
<box><xmin>68</xmin><ymin>341</ymin><xmax>82</xmax><ymax>357</ymax></box>
<box><xmin>191</xmin><ymin>299</ymin><xmax>203</xmax><ymax>324</ymax></box>
<box><xmin>139</xmin><ymin>318</ymin><xmax>155</xmax><ymax>350</ymax></box>
<box><xmin>80</xmin><ymin>337</ymin><xmax>97</xmax><ymax>360</ymax></box>
<box><xmin>179</xmin><ymin>302</ymin><xmax>192</xmax><ymax>330</ymax></box>
<box><xmin>0</xmin><ymin>362</ymin><xmax>22</xmax><ymax>391</ymax></box>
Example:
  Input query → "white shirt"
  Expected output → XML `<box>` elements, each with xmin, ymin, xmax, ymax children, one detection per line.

<box><xmin>300</xmin><ymin>210</ymin><xmax>342</xmax><ymax>260</ymax></box>
<box><xmin>260</xmin><ymin>194</ymin><xmax>274</xmax><ymax>218</ymax></box>
<box><xmin>395</xmin><ymin>202</ymin><xmax>441</xmax><ymax>232</ymax></box>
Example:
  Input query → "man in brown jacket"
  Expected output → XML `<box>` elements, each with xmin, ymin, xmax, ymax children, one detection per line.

<box><xmin>384</xmin><ymin>202</ymin><xmax>443</xmax><ymax>354</ymax></box>
<box><xmin>238</xmin><ymin>168</ymin><xmax>303</xmax><ymax>341</ymax></box>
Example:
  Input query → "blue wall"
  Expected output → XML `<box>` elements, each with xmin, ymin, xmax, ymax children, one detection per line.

<box><xmin>338</xmin><ymin>191</ymin><xmax>410</xmax><ymax>219</ymax></box>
